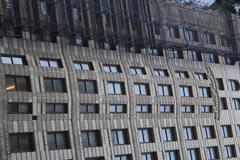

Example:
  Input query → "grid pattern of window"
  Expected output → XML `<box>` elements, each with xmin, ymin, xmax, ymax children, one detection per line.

<box><xmin>187</xmin><ymin>148</ymin><xmax>200</xmax><ymax>160</ymax></box>
<box><xmin>207</xmin><ymin>147</ymin><xmax>219</xmax><ymax>160</ymax></box>
<box><xmin>195</xmin><ymin>73</ymin><xmax>207</xmax><ymax>80</ymax></box>
<box><xmin>224</xmin><ymin>145</ymin><xmax>236</xmax><ymax>158</ymax></box>
<box><xmin>169</xmin><ymin>48</ymin><xmax>183</xmax><ymax>59</ymax></box>
<box><xmin>141</xmin><ymin>152</ymin><xmax>156</xmax><ymax>160</ymax></box>
<box><xmin>228</xmin><ymin>80</ymin><xmax>239</xmax><ymax>91</ymax></box>
<box><xmin>198</xmin><ymin>87</ymin><xmax>211</xmax><ymax>97</ymax></box>
<box><xmin>232</xmin><ymin>98</ymin><xmax>240</xmax><ymax>109</ymax></box>
<box><xmin>165</xmin><ymin>150</ymin><xmax>179</xmax><ymax>160</ymax></box>
<box><xmin>167</xmin><ymin>25</ymin><xmax>180</xmax><ymax>38</ymax></box>
<box><xmin>175</xmin><ymin>71</ymin><xmax>189</xmax><ymax>78</ymax></box>
<box><xmin>187</xmin><ymin>50</ymin><xmax>202</xmax><ymax>61</ymax></box>
<box><xmin>201</xmin><ymin>105</ymin><xmax>213</xmax><ymax>113</ymax></box>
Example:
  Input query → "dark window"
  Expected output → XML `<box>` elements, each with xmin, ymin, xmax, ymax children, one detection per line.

<box><xmin>232</xmin><ymin>98</ymin><xmax>240</xmax><ymax>110</ymax></box>
<box><xmin>78</xmin><ymin>80</ymin><xmax>98</xmax><ymax>94</ymax></box>
<box><xmin>195</xmin><ymin>73</ymin><xmax>207</xmax><ymax>80</ymax></box>
<box><xmin>220</xmin><ymin>36</ymin><xmax>230</xmax><ymax>47</ymax></box>
<box><xmin>204</xmin><ymin>32</ymin><xmax>216</xmax><ymax>44</ymax></box>
<box><xmin>85</xmin><ymin>157</ymin><xmax>104</xmax><ymax>160</ymax></box>
<box><xmin>224</xmin><ymin>145</ymin><xmax>236</xmax><ymax>158</ymax></box>
<box><xmin>185</xmin><ymin>29</ymin><xmax>199</xmax><ymax>42</ymax></box>
<box><xmin>47</xmin><ymin>132</ymin><xmax>70</xmax><ymax>150</ymax></box>
<box><xmin>162</xmin><ymin>127</ymin><xmax>177</xmax><ymax>141</ymax></box>
<box><xmin>44</xmin><ymin>78</ymin><xmax>66</xmax><ymax>93</ymax></box>
<box><xmin>141</xmin><ymin>152</ymin><xmax>157</xmax><ymax>160</ymax></box>
<box><xmin>80</xmin><ymin>104</ymin><xmax>99</xmax><ymax>113</ymax></box>
<box><xmin>5</xmin><ymin>75</ymin><xmax>31</xmax><ymax>92</ymax></box>
<box><xmin>46</xmin><ymin>103</ymin><xmax>68</xmax><ymax>114</ymax></box>
<box><xmin>187</xmin><ymin>50</ymin><xmax>202</xmax><ymax>61</ymax></box>
<box><xmin>167</xmin><ymin>25</ymin><xmax>180</xmax><ymax>38</ymax></box>
<box><xmin>187</xmin><ymin>148</ymin><xmax>201</xmax><ymax>160</ymax></box>
<box><xmin>206</xmin><ymin>53</ymin><xmax>218</xmax><ymax>63</ymax></box>
<box><xmin>73</xmin><ymin>62</ymin><xmax>93</xmax><ymax>70</ymax></box>
<box><xmin>203</xmin><ymin>126</ymin><xmax>216</xmax><ymax>139</ymax></box>
<box><xmin>114</xmin><ymin>155</ymin><xmax>132</xmax><ymax>160</ymax></box>
<box><xmin>216</xmin><ymin>78</ymin><xmax>224</xmax><ymax>90</ymax></box>
<box><xmin>169</xmin><ymin>48</ymin><xmax>183</xmax><ymax>59</ymax></box>
<box><xmin>221</xmin><ymin>125</ymin><xmax>233</xmax><ymax>138</ymax></box>
<box><xmin>109</xmin><ymin>104</ymin><xmax>126</xmax><ymax>113</ymax></box>
<box><xmin>220</xmin><ymin>98</ymin><xmax>228</xmax><ymax>110</ymax></box>
<box><xmin>207</xmin><ymin>147</ymin><xmax>219</xmax><ymax>160</ymax></box>
<box><xmin>39</xmin><ymin>58</ymin><xmax>62</xmax><ymax>68</ymax></box>
<box><xmin>81</xmin><ymin>130</ymin><xmax>102</xmax><ymax>147</ymax></box>
<box><xmin>184</xmin><ymin>127</ymin><xmax>197</xmax><ymax>140</ymax></box>
<box><xmin>1</xmin><ymin>55</ymin><xmax>27</xmax><ymax>65</ymax></box>
<box><xmin>228</xmin><ymin>80</ymin><xmax>239</xmax><ymax>91</ymax></box>
<box><xmin>138</xmin><ymin>128</ymin><xmax>154</xmax><ymax>143</ymax></box>
<box><xmin>111</xmin><ymin>129</ymin><xmax>129</xmax><ymax>145</ymax></box>
<box><xmin>165</xmin><ymin>150</ymin><xmax>180</xmax><ymax>160</ymax></box>
<box><xmin>175</xmin><ymin>71</ymin><xmax>189</xmax><ymax>78</ymax></box>
<box><xmin>9</xmin><ymin>133</ymin><xmax>34</xmax><ymax>153</ymax></box>
<box><xmin>201</xmin><ymin>105</ymin><xmax>213</xmax><ymax>113</ymax></box>
<box><xmin>8</xmin><ymin>103</ymin><xmax>32</xmax><ymax>114</ymax></box>
<box><xmin>107</xmin><ymin>82</ymin><xmax>125</xmax><ymax>94</ymax></box>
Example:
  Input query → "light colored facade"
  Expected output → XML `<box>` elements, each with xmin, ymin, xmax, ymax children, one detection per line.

<box><xmin>1</xmin><ymin>0</ymin><xmax>240</xmax><ymax>160</ymax></box>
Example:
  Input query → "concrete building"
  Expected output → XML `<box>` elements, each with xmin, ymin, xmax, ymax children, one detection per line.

<box><xmin>0</xmin><ymin>0</ymin><xmax>240</xmax><ymax>160</ymax></box>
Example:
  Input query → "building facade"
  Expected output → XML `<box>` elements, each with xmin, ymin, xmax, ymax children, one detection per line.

<box><xmin>1</xmin><ymin>0</ymin><xmax>240</xmax><ymax>160</ymax></box>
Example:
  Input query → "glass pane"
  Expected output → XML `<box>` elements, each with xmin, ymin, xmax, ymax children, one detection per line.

<box><xmin>107</xmin><ymin>83</ymin><xmax>114</xmax><ymax>94</ymax></box>
<box><xmin>81</xmin><ymin>132</ymin><xmax>89</xmax><ymax>147</ymax></box>
<box><xmin>115</xmin><ymin>83</ymin><xmax>122</xmax><ymax>94</ymax></box>
<box><xmin>109</xmin><ymin>105</ymin><xmax>116</xmax><ymax>112</ymax></box>
<box><xmin>18</xmin><ymin>104</ymin><xmax>30</xmax><ymax>113</ymax></box>
<box><xmin>56</xmin><ymin>133</ymin><xmax>68</xmax><ymax>149</ymax></box>
<box><xmin>1</xmin><ymin>56</ymin><xmax>12</xmax><ymax>64</ymax></box>
<box><xmin>103</xmin><ymin>66</ymin><xmax>110</xmax><ymax>72</ymax></box>
<box><xmin>111</xmin><ymin>131</ymin><xmax>118</xmax><ymax>144</ymax></box>
<box><xmin>86</xmin><ymin>81</ymin><xmax>95</xmax><ymax>93</ymax></box>
<box><xmin>88</xmin><ymin>104</ymin><xmax>97</xmax><ymax>113</ymax></box>
<box><xmin>82</xmin><ymin>63</ymin><xmax>90</xmax><ymax>70</ymax></box>
<box><xmin>6</xmin><ymin>77</ymin><xmax>16</xmax><ymax>91</ymax></box>
<box><xmin>73</xmin><ymin>63</ymin><xmax>81</xmax><ymax>70</ymax></box>
<box><xmin>10</xmin><ymin>135</ymin><xmax>19</xmax><ymax>152</ymax></box>
<box><xmin>49</xmin><ymin>60</ymin><xmax>59</xmax><ymax>68</ymax></box>
<box><xmin>48</xmin><ymin>133</ymin><xmax>56</xmax><ymax>150</ymax></box>
<box><xmin>116</xmin><ymin>105</ymin><xmax>123</xmax><ymax>112</ymax></box>
<box><xmin>80</xmin><ymin>104</ymin><xmax>87</xmax><ymax>113</ymax></box>
<box><xmin>40</xmin><ymin>60</ymin><xmax>49</xmax><ymax>67</ymax></box>
<box><xmin>19</xmin><ymin>134</ymin><xmax>33</xmax><ymax>152</ymax></box>
<box><xmin>78</xmin><ymin>81</ymin><xmax>86</xmax><ymax>93</ymax></box>
<box><xmin>55</xmin><ymin>104</ymin><xmax>66</xmax><ymax>113</ymax></box>
<box><xmin>16</xmin><ymin>77</ymin><xmax>29</xmax><ymax>91</ymax></box>
<box><xmin>12</xmin><ymin>57</ymin><xmax>23</xmax><ymax>65</ymax></box>
<box><xmin>8</xmin><ymin>103</ymin><xmax>18</xmax><ymax>113</ymax></box>
<box><xmin>53</xmin><ymin>79</ymin><xmax>65</xmax><ymax>92</ymax></box>
<box><xmin>44</xmin><ymin>79</ymin><xmax>53</xmax><ymax>92</ymax></box>
<box><xmin>46</xmin><ymin>104</ymin><xmax>55</xmax><ymax>113</ymax></box>
<box><xmin>110</xmin><ymin>66</ymin><xmax>117</xmax><ymax>73</ymax></box>
<box><xmin>134</xmin><ymin>85</ymin><xmax>140</xmax><ymax>95</ymax></box>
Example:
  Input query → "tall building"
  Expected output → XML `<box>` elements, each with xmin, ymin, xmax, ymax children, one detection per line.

<box><xmin>0</xmin><ymin>0</ymin><xmax>240</xmax><ymax>160</ymax></box>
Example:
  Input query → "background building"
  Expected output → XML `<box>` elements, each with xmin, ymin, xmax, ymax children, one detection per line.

<box><xmin>0</xmin><ymin>0</ymin><xmax>240</xmax><ymax>160</ymax></box>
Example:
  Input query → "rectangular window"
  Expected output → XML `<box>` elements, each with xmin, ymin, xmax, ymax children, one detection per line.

<box><xmin>187</xmin><ymin>50</ymin><xmax>202</xmax><ymax>61</ymax></box>
<box><xmin>111</xmin><ymin>129</ymin><xmax>129</xmax><ymax>145</ymax></box>
<box><xmin>175</xmin><ymin>71</ymin><xmax>189</xmax><ymax>78</ymax></box>
<box><xmin>179</xmin><ymin>86</ymin><xmax>193</xmax><ymax>97</ymax></box>
<box><xmin>141</xmin><ymin>152</ymin><xmax>156</xmax><ymax>160</ymax></box>
<box><xmin>165</xmin><ymin>150</ymin><xmax>180</xmax><ymax>160</ymax></box>
<box><xmin>109</xmin><ymin>104</ymin><xmax>126</xmax><ymax>113</ymax></box>
<box><xmin>153</xmin><ymin>69</ymin><xmax>169</xmax><ymax>77</ymax></box>
<box><xmin>40</xmin><ymin>58</ymin><xmax>62</xmax><ymax>68</ymax></box>
<box><xmin>46</xmin><ymin>103</ymin><xmax>68</xmax><ymax>114</ymax></box>
<box><xmin>130</xmin><ymin>67</ymin><xmax>146</xmax><ymax>75</ymax></box>
<box><xmin>134</xmin><ymin>83</ymin><xmax>150</xmax><ymax>95</ymax></box>
<box><xmin>162</xmin><ymin>127</ymin><xmax>177</xmax><ymax>141</ymax></box>
<box><xmin>167</xmin><ymin>25</ymin><xmax>180</xmax><ymax>38</ymax></box>
<box><xmin>136</xmin><ymin>104</ymin><xmax>151</xmax><ymax>113</ymax></box>
<box><xmin>185</xmin><ymin>29</ymin><xmax>198</xmax><ymax>42</ymax></box>
<box><xmin>107</xmin><ymin>82</ymin><xmax>125</xmax><ymax>94</ymax></box>
<box><xmin>80</xmin><ymin>104</ymin><xmax>99</xmax><ymax>113</ymax></box>
<box><xmin>114</xmin><ymin>155</ymin><xmax>132</xmax><ymax>160</ymax></box>
<box><xmin>181</xmin><ymin>105</ymin><xmax>194</xmax><ymax>113</ymax></box>
<box><xmin>81</xmin><ymin>130</ymin><xmax>102</xmax><ymax>147</ymax></box>
<box><xmin>187</xmin><ymin>148</ymin><xmax>201</xmax><ymax>160</ymax></box>
<box><xmin>158</xmin><ymin>85</ymin><xmax>172</xmax><ymax>96</ymax></box>
<box><xmin>1</xmin><ymin>55</ymin><xmax>27</xmax><ymax>65</ymax></box>
<box><xmin>224</xmin><ymin>56</ymin><xmax>234</xmax><ymax>65</ymax></box>
<box><xmin>103</xmin><ymin>64</ymin><xmax>121</xmax><ymax>73</ymax></box>
<box><xmin>78</xmin><ymin>80</ymin><xmax>98</xmax><ymax>94</ymax></box>
<box><xmin>201</xmin><ymin>105</ymin><xmax>213</xmax><ymax>113</ymax></box>
<box><xmin>228</xmin><ymin>80</ymin><xmax>239</xmax><ymax>91</ymax></box>
<box><xmin>47</xmin><ymin>131</ymin><xmax>70</xmax><ymax>150</ymax></box>
<box><xmin>203</xmin><ymin>126</ymin><xmax>216</xmax><ymax>139</ymax></box>
<box><xmin>138</xmin><ymin>128</ymin><xmax>154</xmax><ymax>143</ymax></box>
<box><xmin>169</xmin><ymin>48</ymin><xmax>183</xmax><ymax>59</ymax></box>
<box><xmin>195</xmin><ymin>73</ymin><xmax>207</xmax><ymax>80</ymax></box>
<box><xmin>73</xmin><ymin>62</ymin><xmax>93</xmax><ymax>70</ymax></box>
<box><xmin>221</xmin><ymin>125</ymin><xmax>233</xmax><ymax>138</ymax></box>
<box><xmin>207</xmin><ymin>147</ymin><xmax>219</xmax><ymax>160</ymax></box>
<box><xmin>204</xmin><ymin>32</ymin><xmax>216</xmax><ymax>44</ymax></box>
<box><xmin>206</xmin><ymin>53</ymin><xmax>218</xmax><ymax>63</ymax></box>
<box><xmin>220</xmin><ymin>36</ymin><xmax>230</xmax><ymax>47</ymax></box>
<box><xmin>184</xmin><ymin>127</ymin><xmax>197</xmax><ymax>140</ymax></box>
<box><xmin>236</xmin><ymin>125</ymin><xmax>240</xmax><ymax>137</ymax></box>
<box><xmin>40</xmin><ymin>0</ymin><xmax>47</xmax><ymax>15</ymax></box>
<box><xmin>159</xmin><ymin>105</ymin><xmax>174</xmax><ymax>113</ymax></box>
<box><xmin>216</xmin><ymin>78</ymin><xmax>224</xmax><ymax>90</ymax></box>
<box><xmin>5</xmin><ymin>75</ymin><xmax>31</xmax><ymax>92</ymax></box>
<box><xmin>154</xmin><ymin>22</ymin><xmax>160</xmax><ymax>35</ymax></box>
<box><xmin>224</xmin><ymin>145</ymin><xmax>236</xmax><ymax>158</ymax></box>
<box><xmin>198</xmin><ymin>87</ymin><xmax>211</xmax><ymax>97</ymax></box>
<box><xmin>9</xmin><ymin>133</ymin><xmax>34</xmax><ymax>153</ymax></box>
<box><xmin>7</xmin><ymin>103</ymin><xmax>32</xmax><ymax>114</ymax></box>
<box><xmin>220</xmin><ymin>98</ymin><xmax>228</xmax><ymax>110</ymax></box>
<box><xmin>85</xmin><ymin>157</ymin><xmax>104</xmax><ymax>160</ymax></box>
<box><xmin>44</xmin><ymin>78</ymin><xmax>66</xmax><ymax>93</ymax></box>
<box><xmin>232</xmin><ymin>98</ymin><xmax>240</xmax><ymax>109</ymax></box>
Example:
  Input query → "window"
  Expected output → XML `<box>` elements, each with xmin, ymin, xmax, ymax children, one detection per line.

<box><xmin>220</xmin><ymin>98</ymin><xmax>228</xmax><ymax>110</ymax></box>
<box><xmin>162</xmin><ymin>127</ymin><xmax>177</xmax><ymax>141</ymax></box>
<box><xmin>198</xmin><ymin>87</ymin><xmax>211</xmax><ymax>97</ymax></box>
<box><xmin>78</xmin><ymin>80</ymin><xmax>98</xmax><ymax>94</ymax></box>
<box><xmin>130</xmin><ymin>67</ymin><xmax>146</xmax><ymax>75</ymax></box>
<box><xmin>141</xmin><ymin>152</ymin><xmax>156</xmax><ymax>160</ymax></box>
<box><xmin>232</xmin><ymin>98</ymin><xmax>240</xmax><ymax>109</ymax></box>
<box><xmin>111</xmin><ymin>129</ymin><xmax>129</xmax><ymax>145</ymax></box>
<box><xmin>153</xmin><ymin>69</ymin><xmax>169</xmax><ymax>77</ymax></box>
<box><xmin>206</xmin><ymin>53</ymin><xmax>218</xmax><ymax>63</ymax></box>
<box><xmin>103</xmin><ymin>64</ymin><xmax>121</xmax><ymax>73</ymax></box>
<box><xmin>114</xmin><ymin>155</ymin><xmax>132</xmax><ymax>160</ymax></box>
<box><xmin>39</xmin><ymin>58</ymin><xmax>62</xmax><ymax>68</ymax></box>
<box><xmin>9</xmin><ymin>133</ymin><xmax>34</xmax><ymax>153</ymax></box>
<box><xmin>207</xmin><ymin>147</ymin><xmax>219</xmax><ymax>160</ymax></box>
<box><xmin>216</xmin><ymin>78</ymin><xmax>224</xmax><ymax>90</ymax></box>
<box><xmin>107</xmin><ymin>82</ymin><xmax>125</xmax><ymax>94</ymax></box>
<box><xmin>109</xmin><ymin>104</ymin><xmax>126</xmax><ymax>113</ymax></box>
<box><xmin>44</xmin><ymin>78</ymin><xmax>66</xmax><ymax>93</ymax></box>
<box><xmin>40</xmin><ymin>0</ymin><xmax>47</xmax><ymax>15</ymax></box>
<box><xmin>134</xmin><ymin>83</ymin><xmax>150</xmax><ymax>95</ymax></box>
<box><xmin>204</xmin><ymin>32</ymin><xmax>216</xmax><ymax>44</ymax></box>
<box><xmin>175</xmin><ymin>71</ymin><xmax>189</xmax><ymax>78</ymax></box>
<box><xmin>220</xmin><ymin>36</ymin><xmax>230</xmax><ymax>47</ymax></box>
<box><xmin>203</xmin><ymin>126</ymin><xmax>216</xmax><ymax>139</ymax></box>
<box><xmin>159</xmin><ymin>105</ymin><xmax>174</xmax><ymax>113</ymax></box>
<box><xmin>47</xmin><ymin>132</ymin><xmax>70</xmax><ymax>150</ymax></box>
<box><xmin>1</xmin><ymin>55</ymin><xmax>26</xmax><ymax>65</ymax></box>
<box><xmin>7</xmin><ymin>103</ymin><xmax>32</xmax><ymax>114</ymax></box>
<box><xmin>221</xmin><ymin>125</ymin><xmax>233</xmax><ymax>138</ymax></box>
<box><xmin>195</xmin><ymin>73</ymin><xmax>207</xmax><ymax>80</ymax></box>
<box><xmin>179</xmin><ymin>86</ymin><xmax>193</xmax><ymax>97</ymax></box>
<box><xmin>80</xmin><ymin>104</ymin><xmax>99</xmax><ymax>113</ymax></box>
<box><xmin>148</xmin><ymin>48</ymin><xmax>163</xmax><ymax>56</ymax></box>
<box><xmin>224</xmin><ymin>56</ymin><xmax>234</xmax><ymax>65</ymax></box>
<box><xmin>5</xmin><ymin>75</ymin><xmax>31</xmax><ymax>92</ymax></box>
<box><xmin>81</xmin><ymin>130</ymin><xmax>102</xmax><ymax>147</ymax></box>
<box><xmin>187</xmin><ymin>50</ymin><xmax>202</xmax><ymax>61</ymax></box>
<box><xmin>73</xmin><ymin>62</ymin><xmax>93</xmax><ymax>70</ymax></box>
<box><xmin>167</xmin><ymin>25</ymin><xmax>180</xmax><ymax>38</ymax></box>
<box><xmin>201</xmin><ymin>105</ymin><xmax>213</xmax><ymax>113</ymax></box>
<box><xmin>46</xmin><ymin>103</ymin><xmax>68</xmax><ymax>114</ymax></box>
<box><xmin>158</xmin><ymin>85</ymin><xmax>172</xmax><ymax>96</ymax></box>
<box><xmin>165</xmin><ymin>150</ymin><xmax>180</xmax><ymax>160</ymax></box>
<box><xmin>228</xmin><ymin>80</ymin><xmax>239</xmax><ymax>91</ymax></box>
<box><xmin>85</xmin><ymin>157</ymin><xmax>104</xmax><ymax>160</ymax></box>
<box><xmin>181</xmin><ymin>105</ymin><xmax>194</xmax><ymax>113</ymax></box>
<box><xmin>187</xmin><ymin>148</ymin><xmax>200</xmax><ymax>160</ymax></box>
<box><xmin>154</xmin><ymin>22</ymin><xmax>160</xmax><ymax>35</ymax></box>
<box><xmin>169</xmin><ymin>48</ymin><xmax>183</xmax><ymax>59</ymax></box>
<box><xmin>184</xmin><ymin>127</ymin><xmax>197</xmax><ymax>140</ymax></box>
<box><xmin>136</xmin><ymin>104</ymin><xmax>151</xmax><ymax>113</ymax></box>
<box><xmin>138</xmin><ymin>128</ymin><xmax>154</xmax><ymax>143</ymax></box>
<box><xmin>236</xmin><ymin>125</ymin><xmax>240</xmax><ymax>137</ymax></box>
<box><xmin>224</xmin><ymin>145</ymin><xmax>236</xmax><ymax>158</ymax></box>
<box><xmin>185</xmin><ymin>29</ymin><xmax>199</xmax><ymax>42</ymax></box>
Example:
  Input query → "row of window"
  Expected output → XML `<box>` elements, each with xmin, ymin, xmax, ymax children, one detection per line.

<box><xmin>10</xmin><ymin>128</ymin><xmax>239</xmax><ymax>159</ymax></box>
